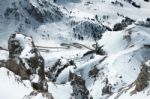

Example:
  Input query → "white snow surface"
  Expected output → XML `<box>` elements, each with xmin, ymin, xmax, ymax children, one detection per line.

<box><xmin>0</xmin><ymin>0</ymin><xmax>150</xmax><ymax>99</ymax></box>
<box><xmin>0</xmin><ymin>67</ymin><xmax>32</xmax><ymax>99</ymax></box>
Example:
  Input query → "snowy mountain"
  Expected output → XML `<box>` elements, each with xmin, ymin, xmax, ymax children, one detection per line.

<box><xmin>0</xmin><ymin>0</ymin><xmax>150</xmax><ymax>99</ymax></box>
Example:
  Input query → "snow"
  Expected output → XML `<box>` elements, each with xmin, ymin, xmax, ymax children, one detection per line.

<box><xmin>48</xmin><ymin>82</ymin><xmax>72</xmax><ymax>99</ymax></box>
<box><xmin>0</xmin><ymin>50</ymin><xmax>8</xmax><ymax>60</ymax></box>
<box><xmin>30</xmin><ymin>74</ymin><xmax>40</xmax><ymax>83</ymax></box>
<box><xmin>98</xmin><ymin>30</ymin><xmax>128</xmax><ymax>54</ymax></box>
<box><xmin>63</xmin><ymin>25</ymin><xmax>150</xmax><ymax>99</ymax></box>
<box><xmin>15</xmin><ymin>34</ymin><xmax>35</xmax><ymax>59</ymax></box>
<box><xmin>109</xmin><ymin>86</ymin><xmax>150</xmax><ymax>99</ymax></box>
<box><xmin>0</xmin><ymin>0</ymin><xmax>150</xmax><ymax>99</ymax></box>
<box><xmin>0</xmin><ymin>67</ymin><xmax>32</xmax><ymax>99</ymax></box>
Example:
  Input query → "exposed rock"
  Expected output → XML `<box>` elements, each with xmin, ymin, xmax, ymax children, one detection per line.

<box><xmin>89</xmin><ymin>66</ymin><xmax>99</xmax><ymax>80</ymax></box>
<box><xmin>82</xmin><ymin>50</ymin><xmax>96</xmax><ymax>57</ymax></box>
<box><xmin>147</xmin><ymin>18</ymin><xmax>150</xmax><ymax>21</ymax></box>
<box><xmin>6</xmin><ymin>59</ymin><xmax>30</xmax><ymax>80</ymax></box>
<box><xmin>8</xmin><ymin>33</ymin><xmax>47</xmax><ymax>92</ymax></box>
<box><xmin>135</xmin><ymin>64</ymin><xmax>149</xmax><ymax>92</ymax></box>
<box><xmin>32</xmin><ymin>81</ymin><xmax>48</xmax><ymax>93</ymax></box>
<box><xmin>8</xmin><ymin>33</ymin><xmax>44</xmax><ymax>74</ymax></box>
<box><xmin>4</xmin><ymin>0</ymin><xmax>63</xmax><ymax>26</ymax></box>
<box><xmin>24</xmin><ymin>90</ymin><xmax>54</xmax><ymax>99</ymax></box>
<box><xmin>4</xmin><ymin>7</ymin><xmax>20</xmax><ymax>21</ymax></box>
<box><xmin>0</xmin><ymin>60</ymin><xmax>7</xmax><ymax>68</ymax></box>
<box><xmin>102</xmin><ymin>76</ymin><xmax>112</xmax><ymax>96</ymax></box>
<box><xmin>136</xmin><ymin>20</ymin><xmax>150</xmax><ymax>28</ymax></box>
<box><xmin>24</xmin><ymin>0</ymin><xmax>63</xmax><ymax>23</ymax></box>
<box><xmin>69</xmin><ymin>71</ymin><xmax>89</xmax><ymax>99</ymax></box>
<box><xmin>102</xmin><ymin>84</ymin><xmax>112</xmax><ymax>96</ymax></box>
<box><xmin>46</xmin><ymin>57</ymin><xmax>73</xmax><ymax>82</ymax></box>
<box><xmin>113</xmin><ymin>17</ymin><xmax>135</xmax><ymax>31</ymax></box>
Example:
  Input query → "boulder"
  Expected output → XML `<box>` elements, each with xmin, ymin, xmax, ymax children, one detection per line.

<box><xmin>135</xmin><ymin>64</ymin><xmax>149</xmax><ymax>92</ymax></box>
<box><xmin>69</xmin><ymin>71</ymin><xmax>89</xmax><ymax>99</ymax></box>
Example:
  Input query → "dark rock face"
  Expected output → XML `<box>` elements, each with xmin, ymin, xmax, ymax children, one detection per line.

<box><xmin>4</xmin><ymin>0</ymin><xmax>63</xmax><ymax>24</ymax></box>
<box><xmin>101</xmin><ymin>77</ymin><xmax>112</xmax><ymax>96</ymax></box>
<box><xmin>113</xmin><ymin>23</ymin><xmax>123</xmax><ymax>31</ymax></box>
<box><xmin>69</xmin><ymin>71</ymin><xmax>89</xmax><ymax>99</ymax></box>
<box><xmin>147</xmin><ymin>18</ymin><xmax>150</xmax><ymax>21</ymax></box>
<box><xmin>136</xmin><ymin>20</ymin><xmax>150</xmax><ymax>28</ymax></box>
<box><xmin>113</xmin><ymin>17</ymin><xmax>135</xmax><ymax>31</ymax></box>
<box><xmin>0</xmin><ymin>59</ymin><xmax>30</xmax><ymax>80</ymax></box>
<box><xmin>6</xmin><ymin>59</ymin><xmax>30</xmax><ymax>80</ymax></box>
<box><xmin>102</xmin><ymin>84</ymin><xmax>112</xmax><ymax>95</ymax></box>
<box><xmin>135</xmin><ymin>64</ymin><xmax>149</xmax><ymax>92</ymax></box>
<box><xmin>32</xmin><ymin>81</ymin><xmax>48</xmax><ymax>92</ymax></box>
<box><xmin>0</xmin><ymin>60</ymin><xmax>6</xmax><ymax>68</ymax></box>
<box><xmin>8</xmin><ymin>33</ymin><xmax>47</xmax><ymax>92</ymax></box>
<box><xmin>8</xmin><ymin>33</ymin><xmax>44</xmax><ymax>75</ymax></box>
<box><xmin>24</xmin><ymin>0</ymin><xmax>63</xmax><ymax>23</ymax></box>
<box><xmin>46</xmin><ymin>58</ymin><xmax>72</xmax><ymax>82</ymax></box>
<box><xmin>25</xmin><ymin>90</ymin><xmax>54</xmax><ymax>99</ymax></box>
<box><xmin>89</xmin><ymin>66</ymin><xmax>99</xmax><ymax>79</ymax></box>
<box><xmin>4</xmin><ymin>7</ymin><xmax>20</xmax><ymax>21</ymax></box>
<box><xmin>25</xmin><ymin>5</ymin><xmax>45</xmax><ymax>23</ymax></box>
<box><xmin>8</xmin><ymin>33</ymin><xmax>22</xmax><ymax>59</ymax></box>
<box><xmin>83</xmin><ymin>50</ymin><xmax>96</xmax><ymax>57</ymax></box>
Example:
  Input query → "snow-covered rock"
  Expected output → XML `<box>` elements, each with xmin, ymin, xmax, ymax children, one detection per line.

<box><xmin>0</xmin><ymin>0</ymin><xmax>150</xmax><ymax>99</ymax></box>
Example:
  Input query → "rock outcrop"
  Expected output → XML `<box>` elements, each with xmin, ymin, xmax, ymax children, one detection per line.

<box><xmin>24</xmin><ymin>0</ymin><xmax>63</xmax><ymax>23</ymax></box>
<box><xmin>135</xmin><ymin>63</ymin><xmax>150</xmax><ymax>92</ymax></box>
<box><xmin>69</xmin><ymin>71</ymin><xmax>89</xmax><ymax>99</ymax></box>
<box><xmin>7</xmin><ymin>33</ymin><xmax>47</xmax><ymax>92</ymax></box>
<box><xmin>4</xmin><ymin>0</ymin><xmax>63</xmax><ymax>23</ymax></box>
<box><xmin>46</xmin><ymin>57</ymin><xmax>72</xmax><ymax>82</ymax></box>
<box><xmin>113</xmin><ymin>17</ymin><xmax>135</xmax><ymax>31</ymax></box>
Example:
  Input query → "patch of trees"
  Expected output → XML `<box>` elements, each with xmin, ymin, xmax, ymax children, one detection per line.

<box><xmin>135</xmin><ymin>18</ymin><xmax>150</xmax><ymax>28</ymax></box>
<box><xmin>113</xmin><ymin>17</ymin><xmax>135</xmax><ymax>31</ymax></box>
<box><xmin>73</xmin><ymin>21</ymin><xmax>107</xmax><ymax>40</ymax></box>
<box><xmin>132</xmin><ymin>2</ymin><xmax>140</xmax><ymax>8</ymax></box>
<box><xmin>124</xmin><ymin>0</ymin><xmax>141</xmax><ymax>8</ymax></box>
<box><xmin>144</xmin><ymin>0</ymin><xmax>149</xmax><ymax>2</ymax></box>
<box><xmin>111</xmin><ymin>1</ymin><xmax>123</xmax><ymax>7</ymax></box>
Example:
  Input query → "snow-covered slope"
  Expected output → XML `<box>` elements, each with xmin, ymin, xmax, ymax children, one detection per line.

<box><xmin>0</xmin><ymin>0</ymin><xmax>150</xmax><ymax>99</ymax></box>
<box><xmin>0</xmin><ymin>67</ymin><xmax>73</xmax><ymax>99</ymax></box>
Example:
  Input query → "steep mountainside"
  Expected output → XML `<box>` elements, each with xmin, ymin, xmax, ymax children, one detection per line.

<box><xmin>0</xmin><ymin>0</ymin><xmax>150</xmax><ymax>99</ymax></box>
